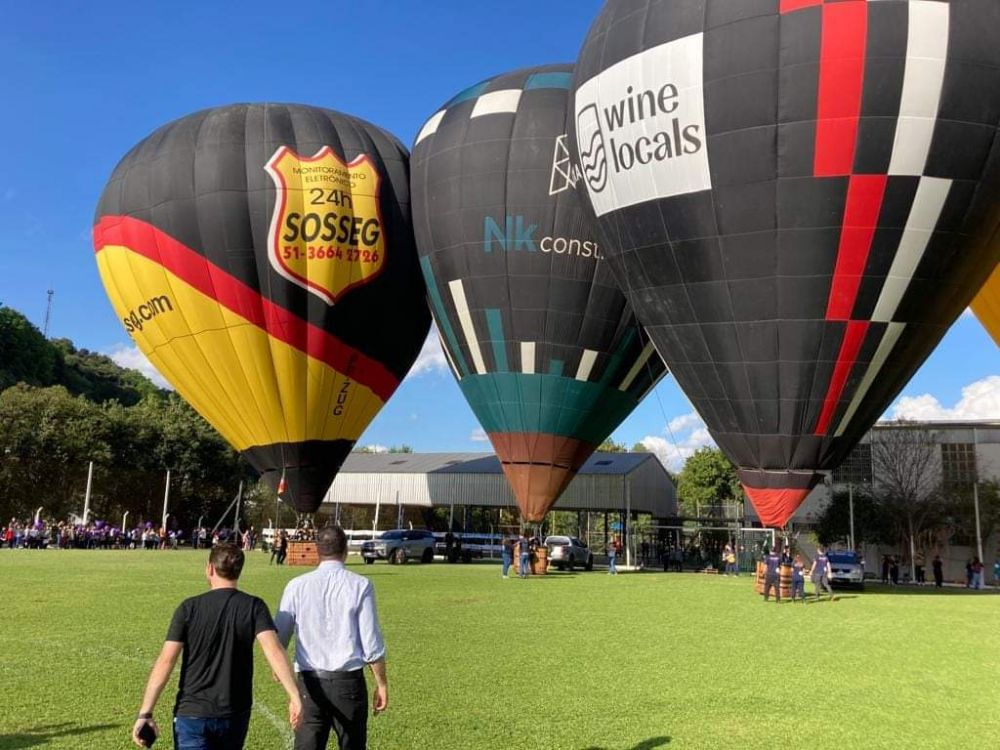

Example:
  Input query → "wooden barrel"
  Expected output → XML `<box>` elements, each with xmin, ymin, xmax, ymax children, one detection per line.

<box><xmin>755</xmin><ymin>561</ymin><xmax>765</xmax><ymax>594</ymax></box>
<box><xmin>779</xmin><ymin>563</ymin><xmax>793</xmax><ymax>599</ymax></box>
<box><xmin>286</xmin><ymin>541</ymin><xmax>318</xmax><ymax>567</ymax></box>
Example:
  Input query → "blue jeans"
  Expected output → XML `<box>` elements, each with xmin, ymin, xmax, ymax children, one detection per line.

<box><xmin>609</xmin><ymin>555</ymin><xmax>617</xmax><ymax>574</ymax></box>
<box><xmin>502</xmin><ymin>555</ymin><xmax>512</xmax><ymax>576</ymax></box>
<box><xmin>519</xmin><ymin>554</ymin><xmax>530</xmax><ymax>577</ymax></box>
<box><xmin>174</xmin><ymin>711</ymin><xmax>250</xmax><ymax>749</ymax></box>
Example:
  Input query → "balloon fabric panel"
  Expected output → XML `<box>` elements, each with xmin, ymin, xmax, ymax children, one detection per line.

<box><xmin>94</xmin><ymin>104</ymin><xmax>431</xmax><ymax>513</ymax></box>
<box><xmin>412</xmin><ymin>65</ymin><xmax>666</xmax><ymax>522</ymax></box>
<box><xmin>570</xmin><ymin>0</ymin><xmax>1000</xmax><ymax>527</ymax></box>
<box><xmin>971</xmin><ymin>263</ymin><xmax>1000</xmax><ymax>347</ymax></box>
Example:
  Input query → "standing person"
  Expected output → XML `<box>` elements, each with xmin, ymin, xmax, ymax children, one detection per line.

<box><xmin>501</xmin><ymin>537</ymin><xmax>513</xmax><ymax>579</ymax></box>
<box><xmin>723</xmin><ymin>544</ymin><xmax>735</xmax><ymax>576</ymax></box>
<box><xmin>890</xmin><ymin>556</ymin><xmax>900</xmax><ymax>586</ymax></box>
<box><xmin>607</xmin><ymin>536</ymin><xmax>619</xmax><ymax>576</ymax></box>
<box><xmin>518</xmin><ymin>533</ymin><xmax>531</xmax><ymax>579</ymax></box>
<box><xmin>810</xmin><ymin>546</ymin><xmax>835</xmax><ymax>601</ymax></box>
<box><xmin>971</xmin><ymin>557</ymin><xmax>984</xmax><ymax>590</ymax></box>
<box><xmin>881</xmin><ymin>555</ymin><xmax>890</xmax><ymax>585</ymax></box>
<box><xmin>914</xmin><ymin>550</ymin><xmax>926</xmax><ymax>586</ymax></box>
<box><xmin>932</xmin><ymin>554</ymin><xmax>944</xmax><ymax>588</ymax></box>
<box><xmin>275</xmin><ymin>526</ymin><xmax>388</xmax><ymax>750</ymax></box>
<box><xmin>131</xmin><ymin>545</ymin><xmax>301</xmax><ymax>749</ymax></box>
<box><xmin>791</xmin><ymin>554</ymin><xmax>806</xmax><ymax>603</ymax></box>
<box><xmin>276</xmin><ymin>531</ymin><xmax>289</xmax><ymax>566</ymax></box>
<box><xmin>993</xmin><ymin>559</ymin><xmax>1000</xmax><ymax>587</ymax></box>
<box><xmin>762</xmin><ymin>546</ymin><xmax>782</xmax><ymax>603</ymax></box>
<box><xmin>965</xmin><ymin>559</ymin><xmax>974</xmax><ymax>588</ymax></box>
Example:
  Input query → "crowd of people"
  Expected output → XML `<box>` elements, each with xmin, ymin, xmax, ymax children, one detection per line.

<box><xmin>1</xmin><ymin>517</ymin><xmax>254</xmax><ymax>552</ymax></box>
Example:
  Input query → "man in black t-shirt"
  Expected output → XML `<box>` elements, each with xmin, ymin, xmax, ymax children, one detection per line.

<box><xmin>131</xmin><ymin>544</ymin><xmax>302</xmax><ymax>749</ymax></box>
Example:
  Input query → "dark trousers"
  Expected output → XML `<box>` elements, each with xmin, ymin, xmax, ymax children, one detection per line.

<box><xmin>173</xmin><ymin>710</ymin><xmax>250</xmax><ymax>750</ymax></box>
<box><xmin>763</xmin><ymin>574</ymin><xmax>780</xmax><ymax>601</ymax></box>
<box><xmin>296</xmin><ymin>671</ymin><xmax>367</xmax><ymax>750</ymax></box>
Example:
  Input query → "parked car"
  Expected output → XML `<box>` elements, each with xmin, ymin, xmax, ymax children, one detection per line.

<box><xmin>545</xmin><ymin>535</ymin><xmax>594</xmax><ymax>571</ymax></box>
<box><xmin>828</xmin><ymin>550</ymin><xmax>865</xmax><ymax>589</ymax></box>
<box><xmin>361</xmin><ymin>529</ymin><xmax>436</xmax><ymax>564</ymax></box>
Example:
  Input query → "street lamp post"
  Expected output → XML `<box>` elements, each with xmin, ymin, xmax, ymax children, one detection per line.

<box><xmin>973</xmin><ymin>428</ymin><xmax>984</xmax><ymax>567</ymax></box>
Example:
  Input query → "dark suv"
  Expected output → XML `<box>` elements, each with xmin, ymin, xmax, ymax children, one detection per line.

<box><xmin>361</xmin><ymin>529</ymin><xmax>436</xmax><ymax>564</ymax></box>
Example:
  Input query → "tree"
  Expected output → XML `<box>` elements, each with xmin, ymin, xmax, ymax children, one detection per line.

<box><xmin>0</xmin><ymin>306</ymin><xmax>57</xmax><ymax>390</ymax></box>
<box><xmin>813</xmin><ymin>486</ymin><xmax>892</xmax><ymax>547</ymax></box>
<box><xmin>630</xmin><ymin>442</ymin><xmax>649</xmax><ymax>453</ymax></box>
<box><xmin>597</xmin><ymin>438</ymin><xmax>627</xmax><ymax>453</ymax></box>
<box><xmin>676</xmin><ymin>447</ymin><xmax>741</xmax><ymax>517</ymax></box>
<box><xmin>868</xmin><ymin>424</ymin><xmax>945</xmax><ymax>579</ymax></box>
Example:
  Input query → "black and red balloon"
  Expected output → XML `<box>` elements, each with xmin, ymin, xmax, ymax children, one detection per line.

<box><xmin>570</xmin><ymin>0</ymin><xmax>1000</xmax><ymax>526</ymax></box>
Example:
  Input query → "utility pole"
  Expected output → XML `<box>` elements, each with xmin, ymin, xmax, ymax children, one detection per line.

<box><xmin>43</xmin><ymin>289</ymin><xmax>54</xmax><ymax>337</ymax></box>
<box><xmin>849</xmin><ymin>483</ymin><xmax>856</xmax><ymax>551</ymax></box>
<box><xmin>973</xmin><ymin>428</ymin><xmax>984</xmax><ymax>566</ymax></box>
<box><xmin>82</xmin><ymin>461</ymin><xmax>94</xmax><ymax>525</ymax></box>
<box><xmin>161</xmin><ymin>469</ymin><xmax>171</xmax><ymax>530</ymax></box>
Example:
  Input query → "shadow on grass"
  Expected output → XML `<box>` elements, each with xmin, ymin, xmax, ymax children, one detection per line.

<box><xmin>0</xmin><ymin>722</ymin><xmax>116</xmax><ymax>748</ymax></box>
<box><xmin>581</xmin><ymin>736</ymin><xmax>671</xmax><ymax>750</ymax></box>
<box><xmin>863</xmin><ymin>583</ymin><xmax>999</xmax><ymax>597</ymax></box>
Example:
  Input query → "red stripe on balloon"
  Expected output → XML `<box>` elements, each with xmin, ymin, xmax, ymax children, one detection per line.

<box><xmin>814</xmin><ymin>320</ymin><xmax>869</xmax><ymax>435</ymax></box>
<box><xmin>93</xmin><ymin>215</ymin><xmax>400</xmax><ymax>402</ymax></box>
<box><xmin>814</xmin><ymin>1</ymin><xmax>868</xmax><ymax>177</ymax></box>
<box><xmin>779</xmin><ymin>0</ymin><xmax>823</xmax><ymax>13</ymax></box>
<box><xmin>826</xmin><ymin>174</ymin><xmax>887</xmax><ymax>320</ymax></box>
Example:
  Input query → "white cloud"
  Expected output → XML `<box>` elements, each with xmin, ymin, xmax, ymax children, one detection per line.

<box><xmin>105</xmin><ymin>344</ymin><xmax>172</xmax><ymax>390</ymax></box>
<box><xmin>406</xmin><ymin>331</ymin><xmax>450</xmax><ymax>378</ymax></box>
<box><xmin>888</xmin><ymin>375</ymin><xmax>1000</xmax><ymax>421</ymax></box>
<box><xmin>469</xmin><ymin>427</ymin><xmax>489</xmax><ymax>442</ymax></box>
<box><xmin>667</xmin><ymin>412</ymin><xmax>703</xmax><ymax>433</ymax></box>
<box><xmin>639</xmin><ymin>411</ymin><xmax>716</xmax><ymax>471</ymax></box>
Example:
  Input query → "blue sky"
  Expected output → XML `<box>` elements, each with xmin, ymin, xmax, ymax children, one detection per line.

<box><xmin>1</xmin><ymin>1</ymin><xmax>996</xmax><ymax>468</ymax></box>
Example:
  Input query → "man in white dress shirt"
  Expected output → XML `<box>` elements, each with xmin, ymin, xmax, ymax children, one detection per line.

<box><xmin>275</xmin><ymin>526</ymin><xmax>388</xmax><ymax>750</ymax></box>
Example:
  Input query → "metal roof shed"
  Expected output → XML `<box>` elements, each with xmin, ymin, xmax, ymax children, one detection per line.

<box><xmin>324</xmin><ymin>452</ymin><xmax>677</xmax><ymax>517</ymax></box>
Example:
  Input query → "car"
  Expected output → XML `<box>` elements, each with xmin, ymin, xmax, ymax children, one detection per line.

<box><xmin>361</xmin><ymin>529</ymin><xmax>436</xmax><ymax>564</ymax></box>
<box><xmin>544</xmin><ymin>535</ymin><xmax>594</xmax><ymax>571</ymax></box>
<box><xmin>827</xmin><ymin>550</ymin><xmax>865</xmax><ymax>589</ymax></box>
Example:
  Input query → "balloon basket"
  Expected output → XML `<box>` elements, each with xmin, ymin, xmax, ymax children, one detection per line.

<box><xmin>512</xmin><ymin>543</ymin><xmax>548</xmax><ymax>576</ymax></box>
<box><xmin>287</xmin><ymin>541</ymin><xmax>318</xmax><ymax>567</ymax></box>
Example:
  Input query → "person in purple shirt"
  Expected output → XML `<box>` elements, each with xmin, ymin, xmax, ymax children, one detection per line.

<box><xmin>762</xmin><ymin>547</ymin><xmax>782</xmax><ymax>603</ymax></box>
<box><xmin>791</xmin><ymin>554</ymin><xmax>806</xmax><ymax>602</ymax></box>
<box><xmin>810</xmin><ymin>546</ymin><xmax>835</xmax><ymax>601</ymax></box>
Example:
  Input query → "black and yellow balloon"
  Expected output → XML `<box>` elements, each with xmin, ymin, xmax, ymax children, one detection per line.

<box><xmin>94</xmin><ymin>104</ymin><xmax>431</xmax><ymax>513</ymax></box>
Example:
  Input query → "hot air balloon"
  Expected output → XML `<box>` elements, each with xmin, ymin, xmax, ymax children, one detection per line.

<box><xmin>94</xmin><ymin>104</ymin><xmax>431</xmax><ymax>513</ymax></box>
<box><xmin>570</xmin><ymin>1</ymin><xmax>1000</xmax><ymax>527</ymax></box>
<box><xmin>412</xmin><ymin>65</ymin><xmax>666</xmax><ymax>522</ymax></box>
<box><xmin>971</xmin><ymin>264</ymin><xmax>1000</xmax><ymax>347</ymax></box>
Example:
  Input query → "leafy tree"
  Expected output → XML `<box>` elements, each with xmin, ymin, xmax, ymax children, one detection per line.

<box><xmin>597</xmin><ymin>438</ymin><xmax>628</xmax><ymax>453</ymax></box>
<box><xmin>630</xmin><ymin>442</ymin><xmax>649</xmax><ymax>453</ymax></box>
<box><xmin>676</xmin><ymin>447</ymin><xmax>741</xmax><ymax>517</ymax></box>
<box><xmin>813</xmin><ymin>486</ymin><xmax>892</xmax><ymax>547</ymax></box>
<box><xmin>0</xmin><ymin>306</ymin><xmax>57</xmax><ymax>390</ymax></box>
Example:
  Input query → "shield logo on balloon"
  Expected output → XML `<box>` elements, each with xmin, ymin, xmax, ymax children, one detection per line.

<box><xmin>265</xmin><ymin>146</ymin><xmax>386</xmax><ymax>305</ymax></box>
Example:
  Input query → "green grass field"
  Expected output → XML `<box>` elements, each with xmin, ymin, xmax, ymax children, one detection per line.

<box><xmin>0</xmin><ymin>551</ymin><xmax>997</xmax><ymax>749</ymax></box>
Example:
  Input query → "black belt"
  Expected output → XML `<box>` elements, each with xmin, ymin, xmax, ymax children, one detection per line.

<box><xmin>300</xmin><ymin>669</ymin><xmax>364</xmax><ymax>681</ymax></box>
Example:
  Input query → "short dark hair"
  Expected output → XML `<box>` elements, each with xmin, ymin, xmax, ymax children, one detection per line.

<box><xmin>316</xmin><ymin>526</ymin><xmax>348</xmax><ymax>558</ymax></box>
<box><xmin>209</xmin><ymin>544</ymin><xmax>245</xmax><ymax>580</ymax></box>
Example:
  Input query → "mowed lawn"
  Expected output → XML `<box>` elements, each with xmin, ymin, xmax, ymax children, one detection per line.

<box><xmin>0</xmin><ymin>551</ymin><xmax>998</xmax><ymax>749</ymax></box>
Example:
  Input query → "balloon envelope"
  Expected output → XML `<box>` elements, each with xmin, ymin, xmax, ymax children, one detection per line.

<box><xmin>571</xmin><ymin>1</ymin><xmax>1000</xmax><ymax>526</ymax></box>
<box><xmin>971</xmin><ymin>263</ymin><xmax>1000</xmax><ymax>347</ymax></box>
<box><xmin>94</xmin><ymin>104</ymin><xmax>431</xmax><ymax>513</ymax></box>
<box><xmin>412</xmin><ymin>65</ymin><xmax>666</xmax><ymax>521</ymax></box>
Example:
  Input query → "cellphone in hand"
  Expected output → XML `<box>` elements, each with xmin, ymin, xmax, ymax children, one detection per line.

<box><xmin>137</xmin><ymin>721</ymin><xmax>157</xmax><ymax>747</ymax></box>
